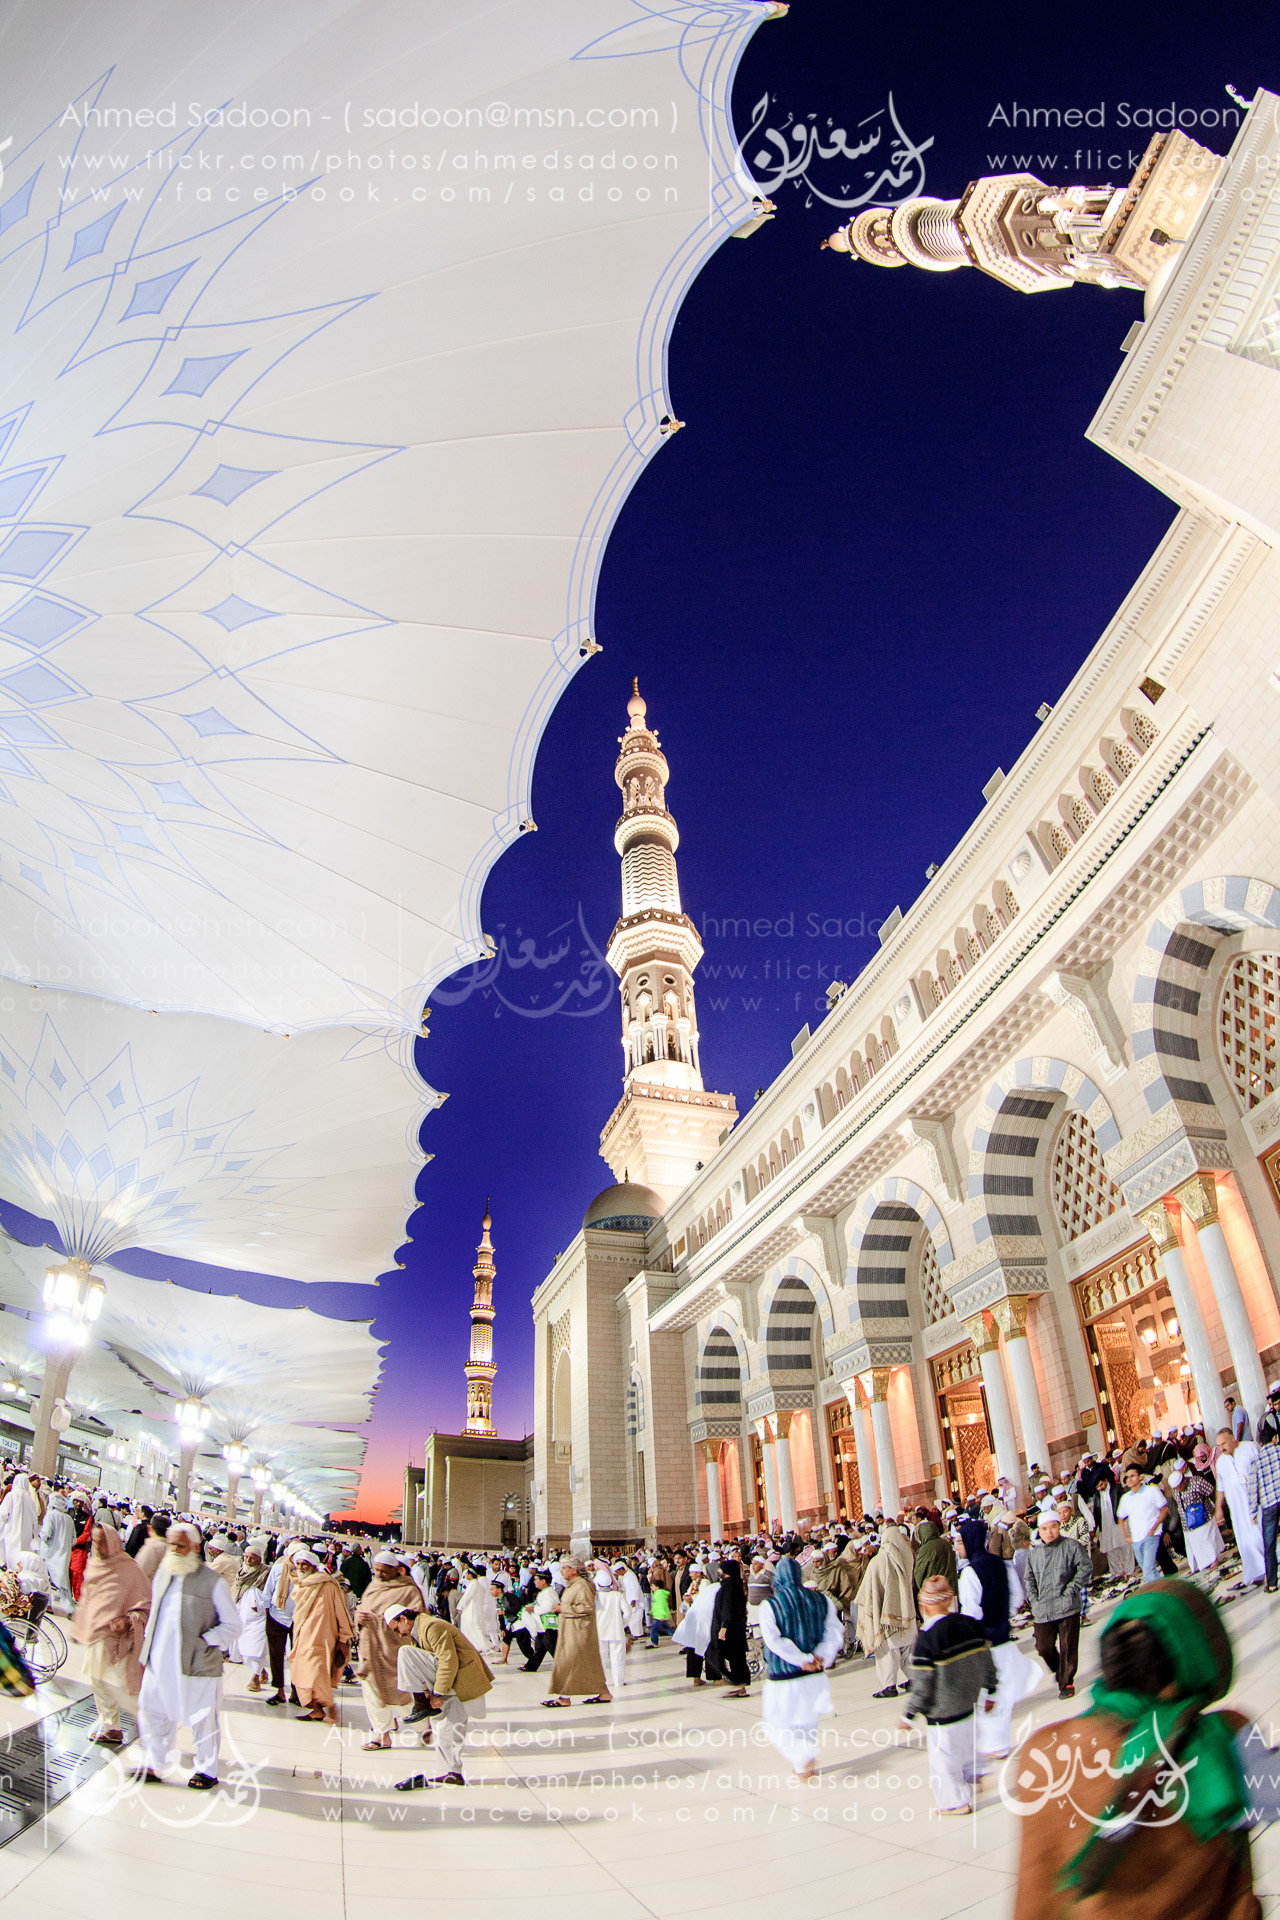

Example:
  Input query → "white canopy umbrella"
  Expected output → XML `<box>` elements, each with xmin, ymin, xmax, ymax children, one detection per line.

<box><xmin>0</xmin><ymin>0</ymin><xmax>765</xmax><ymax>1279</ymax></box>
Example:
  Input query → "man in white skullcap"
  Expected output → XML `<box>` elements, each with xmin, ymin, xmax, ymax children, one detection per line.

<box><xmin>135</xmin><ymin>1522</ymin><xmax>240</xmax><ymax>1790</ymax></box>
<box><xmin>263</xmin><ymin>1538</ymin><xmax>308</xmax><ymax>1706</ymax></box>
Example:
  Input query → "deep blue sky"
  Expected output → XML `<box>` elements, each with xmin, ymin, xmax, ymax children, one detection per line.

<box><xmin>22</xmin><ymin>3</ymin><xmax>1275</xmax><ymax>1518</ymax></box>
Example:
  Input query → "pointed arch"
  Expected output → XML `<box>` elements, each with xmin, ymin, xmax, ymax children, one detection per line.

<box><xmin>758</xmin><ymin>1256</ymin><xmax>835</xmax><ymax>1383</ymax></box>
<box><xmin>1133</xmin><ymin>876</ymin><xmax>1280</xmax><ymax>1118</ymax></box>
<box><xmin>845</xmin><ymin>1175</ymin><xmax>955</xmax><ymax>1277</ymax></box>
<box><xmin>696</xmin><ymin>1313</ymin><xmax>745</xmax><ymax>1411</ymax></box>
<box><xmin>757</xmin><ymin>1256</ymin><xmax>837</xmax><ymax>1340</ymax></box>
<box><xmin>845</xmin><ymin>1176</ymin><xmax>954</xmax><ymax>1329</ymax></box>
<box><xmin>967</xmin><ymin>1056</ymin><xmax>1120</xmax><ymax>1247</ymax></box>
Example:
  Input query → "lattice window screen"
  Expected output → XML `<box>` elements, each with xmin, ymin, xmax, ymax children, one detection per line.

<box><xmin>1218</xmin><ymin>952</ymin><xmax>1280</xmax><ymax>1110</ymax></box>
<box><xmin>920</xmin><ymin>1235</ymin><xmax>951</xmax><ymax>1326</ymax></box>
<box><xmin>1051</xmin><ymin>1109</ymin><xmax>1121</xmax><ymax>1241</ymax></box>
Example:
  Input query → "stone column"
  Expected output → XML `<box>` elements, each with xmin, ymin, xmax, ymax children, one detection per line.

<box><xmin>863</xmin><ymin>1369</ymin><xmax>900</xmax><ymax>1516</ymax></box>
<box><xmin>963</xmin><ymin>1313</ymin><xmax>1022</xmax><ymax>1494</ymax></box>
<box><xmin>177</xmin><ymin>1436</ymin><xmax>199</xmax><ymax>1513</ymax></box>
<box><xmin>251</xmin><ymin>1485</ymin><xmax>265</xmax><ymax>1527</ymax></box>
<box><xmin>700</xmin><ymin>1439</ymin><xmax>724</xmax><ymax>1542</ymax></box>
<box><xmin>991</xmin><ymin>1296</ymin><xmax>1051</xmax><ymax>1478</ymax></box>
<box><xmin>755</xmin><ymin>1419</ymin><xmax>780</xmax><ymax>1529</ymax></box>
<box><xmin>1174</xmin><ymin>1175</ymin><xmax>1269</xmax><ymax>1423</ymax></box>
<box><xmin>774</xmin><ymin>1411</ymin><xmax>799</xmax><ymax>1530</ymax></box>
<box><xmin>841</xmin><ymin>1380</ymin><xmax>881</xmax><ymax>1513</ymax></box>
<box><xmin>224</xmin><ymin>1472</ymin><xmax>240</xmax><ymax>1524</ymax></box>
<box><xmin>29</xmin><ymin>1342</ymin><xmax>77</xmax><ymax>1477</ymax></box>
<box><xmin>1136</xmin><ymin>1203</ymin><xmax>1228</xmax><ymax>1438</ymax></box>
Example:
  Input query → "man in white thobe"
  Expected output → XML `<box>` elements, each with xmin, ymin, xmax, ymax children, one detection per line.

<box><xmin>0</xmin><ymin>1473</ymin><xmax>39</xmax><ymax>1571</ymax></box>
<box><xmin>39</xmin><ymin>1492</ymin><xmax>75</xmax><ymax>1608</ymax></box>
<box><xmin>1215</xmin><ymin>1428</ymin><xmax>1266</xmax><ymax>1587</ymax></box>
<box><xmin>136</xmin><ymin>1522</ymin><xmax>240</xmax><ymax>1789</ymax></box>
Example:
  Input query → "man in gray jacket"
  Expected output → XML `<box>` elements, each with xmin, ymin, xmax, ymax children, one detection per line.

<box><xmin>135</xmin><ymin>1521</ymin><xmax>241</xmax><ymax>1789</ymax></box>
<box><xmin>1024</xmin><ymin>1512</ymin><xmax>1091</xmax><ymax>1700</ymax></box>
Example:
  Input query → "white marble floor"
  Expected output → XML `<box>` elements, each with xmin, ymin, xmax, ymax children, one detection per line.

<box><xmin>0</xmin><ymin>1589</ymin><xmax>1279</xmax><ymax>1920</ymax></box>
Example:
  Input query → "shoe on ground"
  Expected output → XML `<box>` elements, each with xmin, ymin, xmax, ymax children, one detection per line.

<box><xmin>404</xmin><ymin>1703</ymin><xmax>439</xmax><ymax>1724</ymax></box>
<box><xmin>131</xmin><ymin>1767</ymin><xmax>164</xmax><ymax>1785</ymax></box>
<box><xmin>265</xmin><ymin>1692</ymin><xmax>286</xmax><ymax>1706</ymax></box>
<box><xmin>422</xmin><ymin>1772</ymin><xmax>465</xmax><ymax>1788</ymax></box>
<box><xmin>871</xmin><ymin>1687</ymin><xmax>897</xmax><ymax>1699</ymax></box>
<box><xmin>188</xmin><ymin>1773</ymin><xmax>218</xmax><ymax>1791</ymax></box>
<box><xmin>1059</xmin><ymin>1684</ymin><xmax>1076</xmax><ymax>1698</ymax></box>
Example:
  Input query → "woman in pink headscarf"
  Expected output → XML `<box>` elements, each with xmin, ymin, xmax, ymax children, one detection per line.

<box><xmin>72</xmin><ymin>1521</ymin><xmax>151</xmax><ymax>1747</ymax></box>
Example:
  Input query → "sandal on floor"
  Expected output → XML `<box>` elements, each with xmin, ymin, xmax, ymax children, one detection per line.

<box><xmin>583</xmin><ymin>1695</ymin><xmax>611</xmax><ymax>1704</ymax></box>
<box><xmin>725</xmin><ymin>1687</ymin><xmax>749</xmax><ymax>1698</ymax></box>
<box><xmin>541</xmin><ymin>1698</ymin><xmax>570</xmax><ymax>1708</ymax></box>
<box><xmin>296</xmin><ymin>1707</ymin><xmax>326</xmax><ymax>1721</ymax></box>
<box><xmin>362</xmin><ymin>1737</ymin><xmax>390</xmax><ymax>1750</ymax></box>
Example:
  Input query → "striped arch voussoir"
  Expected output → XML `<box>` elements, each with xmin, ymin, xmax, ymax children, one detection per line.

<box><xmin>696</xmin><ymin>1315</ymin><xmax>745</xmax><ymax>1411</ymax></box>
<box><xmin>967</xmin><ymin>1056</ymin><xmax>1120</xmax><ymax>1247</ymax></box>
<box><xmin>844</xmin><ymin>1175</ymin><xmax>954</xmax><ymax>1279</ymax></box>
<box><xmin>845</xmin><ymin>1176</ymin><xmax>953</xmax><ymax>1330</ymax></box>
<box><xmin>1133</xmin><ymin>875</ymin><xmax>1280</xmax><ymax>1119</ymax></box>
<box><xmin>759</xmin><ymin>1257</ymin><xmax>834</xmax><ymax>1382</ymax></box>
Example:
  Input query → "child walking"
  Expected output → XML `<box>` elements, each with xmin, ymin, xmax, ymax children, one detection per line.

<box><xmin>899</xmin><ymin>1573</ymin><xmax>997</xmax><ymax>1816</ymax></box>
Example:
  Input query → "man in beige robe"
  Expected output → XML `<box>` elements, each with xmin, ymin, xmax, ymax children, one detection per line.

<box><xmin>545</xmin><ymin>1558</ymin><xmax>609</xmax><ymax>1707</ymax></box>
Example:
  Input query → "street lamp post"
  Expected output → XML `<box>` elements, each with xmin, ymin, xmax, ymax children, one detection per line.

<box><xmin>31</xmin><ymin>1259</ymin><xmax>104</xmax><ymax>1475</ymax></box>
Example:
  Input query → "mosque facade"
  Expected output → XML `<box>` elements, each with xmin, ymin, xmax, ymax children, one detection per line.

<box><xmin>531</xmin><ymin>89</ymin><xmax>1280</xmax><ymax>1552</ymax></box>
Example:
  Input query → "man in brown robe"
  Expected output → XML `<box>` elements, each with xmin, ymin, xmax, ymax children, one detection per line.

<box><xmin>545</xmin><ymin>1558</ymin><xmax>609</xmax><ymax>1707</ymax></box>
<box><xmin>290</xmin><ymin>1554</ymin><xmax>352</xmax><ymax>1725</ymax></box>
<box><xmin>354</xmin><ymin>1551</ymin><xmax>422</xmax><ymax>1748</ymax></box>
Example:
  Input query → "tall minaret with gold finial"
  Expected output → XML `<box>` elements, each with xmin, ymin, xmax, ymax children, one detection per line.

<box><xmin>463</xmin><ymin>1201</ymin><xmax>497</xmax><ymax>1435</ymax></box>
<box><xmin>598</xmin><ymin>680</ymin><xmax>736</xmax><ymax>1199</ymax></box>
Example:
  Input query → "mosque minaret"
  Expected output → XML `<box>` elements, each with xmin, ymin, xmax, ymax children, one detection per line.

<box><xmin>824</xmin><ymin>130</ymin><xmax>1223</xmax><ymax>297</ymax></box>
<box><xmin>463</xmin><ymin>1200</ymin><xmax>497</xmax><ymax>1435</ymax></box>
<box><xmin>598</xmin><ymin>680</ymin><xmax>736</xmax><ymax>1201</ymax></box>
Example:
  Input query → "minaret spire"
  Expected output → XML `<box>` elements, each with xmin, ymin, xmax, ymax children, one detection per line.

<box><xmin>463</xmin><ymin>1200</ymin><xmax>497</xmax><ymax>1435</ymax></box>
<box><xmin>598</xmin><ymin>681</ymin><xmax>735</xmax><ymax>1199</ymax></box>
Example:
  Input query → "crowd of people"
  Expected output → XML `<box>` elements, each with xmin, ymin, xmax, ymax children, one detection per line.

<box><xmin>0</xmin><ymin>1394</ymin><xmax>1278</xmax><ymax>1903</ymax></box>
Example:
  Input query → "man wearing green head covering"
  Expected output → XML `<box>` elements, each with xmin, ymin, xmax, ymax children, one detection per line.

<box><xmin>1012</xmin><ymin>1578</ymin><xmax>1261</xmax><ymax>1920</ymax></box>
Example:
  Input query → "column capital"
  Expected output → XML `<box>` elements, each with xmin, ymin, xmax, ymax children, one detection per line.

<box><xmin>962</xmin><ymin>1311</ymin><xmax>1001</xmax><ymax>1356</ymax></box>
<box><xmin>1174</xmin><ymin>1172</ymin><xmax>1219</xmax><ymax>1227</ymax></box>
<box><xmin>774</xmin><ymin>1409</ymin><xmax>795</xmax><ymax>1438</ymax></box>
<box><xmin>989</xmin><ymin>1296</ymin><xmax>1031</xmax><ymax>1340</ymax></box>
<box><xmin>753</xmin><ymin>1417</ymin><xmax>774</xmax><ymax>1443</ymax></box>
<box><xmin>1136</xmin><ymin>1201</ymin><xmax>1181</xmax><ymax>1254</ymax></box>
<box><xmin>860</xmin><ymin>1366</ymin><xmax>893</xmax><ymax>1402</ymax></box>
<box><xmin>840</xmin><ymin>1378</ymin><xmax>866</xmax><ymax>1412</ymax></box>
<box><xmin>699</xmin><ymin>1438</ymin><xmax>723</xmax><ymax>1466</ymax></box>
